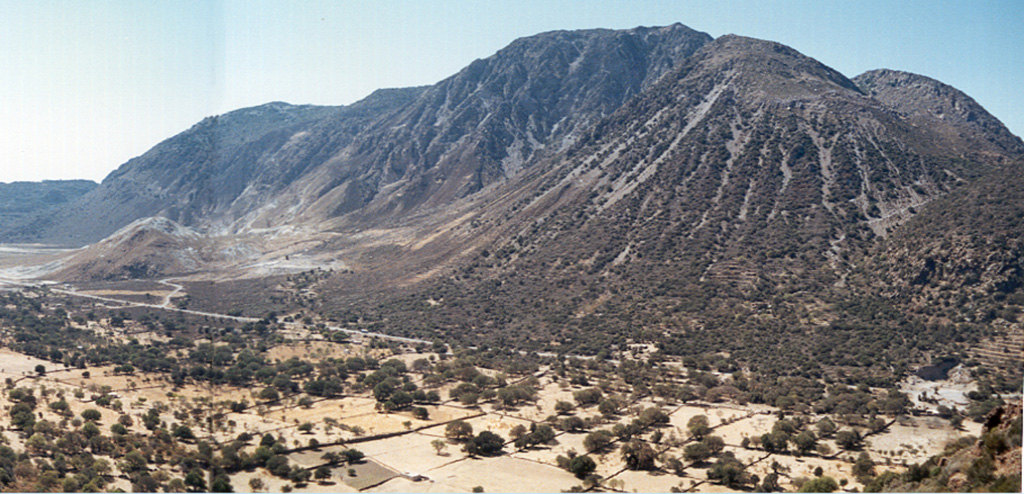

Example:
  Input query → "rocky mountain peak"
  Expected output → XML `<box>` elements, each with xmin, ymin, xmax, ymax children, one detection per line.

<box><xmin>670</xmin><ymin>34</ymin><xmax>863</xmax><ymax>103</ymax></box>
<box><xmin>855</xmin><ymin>68</ymin><xmax>1024</xmax><ymax>157</ymax></box>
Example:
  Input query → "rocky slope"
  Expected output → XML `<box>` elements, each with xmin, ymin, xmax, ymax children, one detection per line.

<box><xmin>49</xmin><ymin>217</ymin><xmax>229</xmax><ymax>281</ymax></box>
<box><xmin>316</xmin><ymin>35</ymin><xmax>1023</xmax><ymax>378</ymax></box>
<box><xmin>6</xmin><ymin>24</ymin><xmax>711</xmax><ymax>246</ymax></box>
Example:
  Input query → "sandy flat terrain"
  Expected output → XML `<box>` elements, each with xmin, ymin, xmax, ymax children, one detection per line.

<box><xmin>0</xmin><ymin>348</ymin><xmax>60</xmax><ymax>376</ymax></box>
<box><xmin>866</xmin><ymin>415</ymin><xmax>983</xmax><ymax>465</ymax></box>
<box><xmin>424</xmin><ymin>455</ymin><xmax>579</xmax><ymax>493</ymax></box>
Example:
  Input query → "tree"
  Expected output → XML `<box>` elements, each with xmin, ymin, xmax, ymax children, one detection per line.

<box><xmin>793</xmin><ymin>430</ymin><xmax>818</xmax><ymax>455</ymax></box>
<box><xmin>81</xmin><ymin>421</ymin><xmax>101</xmax><ymax>438</ymax></box>
<box><xmin>620</xmin><ymin>440</ymin><xmax>656</xmax><ymax>470</ymax></box>
<box><xmin>583</xmin><ymin>430</ymin><xmax>614</xmax><ymax>452</ymax></box>
<box><xmin>760</xmin><ymin>472</ymin><xmax>781</xmax><ymax>492</ymax></box>
<box><xmin>509</xmin><ymin>424</ymin><xmax>528</xmax><ymax>441</ymax></box>
<box><xmin>211</xmin><ymin>474</ymin><xmax>234</xmax><ymax>492</ymax></box>
<box><xmin>81</xmin><ymin>409</ymin><xmax>102</xmax><ymax>422</ymax></box>
<box><xmin>706</xmin><ymin>452</ymin><xmax>749</xmax><ymax>489</ymax></box>
<box><xmin>431</xmin><ymin>439</ymin><xmax>448</xmax><ymax>455</ymax></box>
<box><xmin>248</xmin><ymin>478</ymin><xmax>265</xmax><ymax>492</ymax></box>
<box><xmin>25</xmin><ymin>433</ymin><xmax>49</xmax><ymax>455</ymax></box>
<box><xmin>598</xmin><ymin>399</ymin><xmax>619</xmax><ymax>416</ymax></box>
<box><xmin>761</xmin><ymin>431</ymin><xmax>790</xmax><ymax>453</ymax></box>
<box><xmin>35</xmin><ymin>364</ymin><xmax>46</xmax><ymax>376</ymax></box>
<box><xmin>132</xmin><ymin>474</ymin><xmax>161</xmax><ymax>493</ymax></box>
<box><xmin>816</xmin><ymin>417</ymin><xmax>837</xmax><ymax>438</ymax></box>
<box><xmin>702</xmin><ymin>435</ymin><xmax>725</xmax><ymax>455</ymax></box>
<box><xmin>687</xmin><ymin>415</ymin><xmax>711</xmax><ymax>440</ymax></box>
<box><xmin>835</xmin><ymin>429</ymin><xmax>862</xmax><ymax>450</ymax></box>
<box><xmin>445</xmin><ymin>420</ymin><xmax>474</xmax><ymax>442</ymax></box>
<box><xmin>684</xmin><ymin>442</ymin><xmax>712</xmax><ymax>463</ymax></box>
<box><xmin>184</xmin><ymin>469</ymin><xmax>207</xmax><ymax>491</ymax></box>
<box><xmin>341</xmin><ymin>449</ymin><xmax>364</xmax><ymax>464</ymax></box>
<box><xmin>559</xmin><ymin>415</ymin><xmax>586</xmax><ymax>432</ymax></box>
<box><xmin>173</xmin><ymin>424</ymin><xmax>196</xmax><ymax>441</ymax></box>
<box><xmin>638</xmin><ymin>407</ymin><xmax>670</xmax><ymax>427</ymax></box>
<box><xmin>529</xmin><ymin>424</ymin><xmax>556</xmax><ymax>445</ymax></box>
<box><xmin>10</xmin><ymin>402</ymin><xmax>35</xmax><ymax>429</ymax></box>
<box><xmin>852</xmin><ymin>452</ymin><xmax>875</xmax><ymax>480</ymax></box>
<box><xmin>568</xmin><ymin>455</ymin><xmax>597</xmax><ymax>479</ymax></box>
<box><xmin>258</xmin><ymin>387</ymin><xmax>280</xmax><ymax>401</ymax></box>
<box><xmin>290</xmin><ymin>467</ymin><xmax>312</xmax><ymax>485</ymax></box>
<box><xmin>465</xmin><ymin>431</ymin><xmax>504</xmax><ymax>456</ymax></box>
<box><xmin>120</xmin><ymin>450</ymin><xmax>148</xmax><ymax>473</ymax></box>
<box><xmin>555</xmin><ymin>401</ymin><xmax>575</xmax><ymax>415</ymax></box>
<box><xmin>314</xmin><ymin>466</ymin><xmax>332</xmax><ymax>483</ymax></box>
<box><xmin>573</xmin><ymin>388</ymin><xmax>603</xmax><ymax>406</ymax></box>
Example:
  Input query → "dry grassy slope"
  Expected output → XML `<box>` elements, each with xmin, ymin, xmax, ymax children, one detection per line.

<box><xmin>318</xmin><ymin>36</ymin><xmax>1024</xmax><ymax>372</ymax></box>
<box><xmin>51</xmin><ymin>217</ymin><xmax>219</xmax><ymax>281</ymax></box>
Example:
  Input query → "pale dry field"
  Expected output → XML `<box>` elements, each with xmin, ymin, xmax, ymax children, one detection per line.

<box><xmin>0</xmin><ymin>339</ymin><xmax>986</xmax><ymax>493</ymax></box>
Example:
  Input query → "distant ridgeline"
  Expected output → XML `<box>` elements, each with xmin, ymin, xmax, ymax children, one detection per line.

<box><xmin>0</xmin><ymin>180</ymin><xmax>97</xmax><ymax>232</ymax></box>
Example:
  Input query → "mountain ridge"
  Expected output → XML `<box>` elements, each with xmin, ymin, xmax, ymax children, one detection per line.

<box><xmin>1</xmin><ymin>25</ymin><xmax>1021</xmax><ymax>381</ymax></box>
<box><xmin>4</xmin><ymin>24</ymin><xmax>712</xmax><ymax>246</ymax></box>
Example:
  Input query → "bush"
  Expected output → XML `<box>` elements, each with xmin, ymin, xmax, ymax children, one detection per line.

<box><xmin>798</xmin><ymin>476</ymin><xmax>838</xmax><ymax>492</ymax></box>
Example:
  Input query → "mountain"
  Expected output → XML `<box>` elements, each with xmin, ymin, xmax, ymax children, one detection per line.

<box><xmin>3</xmin><ymin>25</ymin><xmax>1022</xmax><ymax>383</ymax></box>
<box><xmin>3</xmin><ymin>102</ymin><xmax>349</xmax><ymax>245</ymax></box>
<box><xmin>6</xmin><ymin>24</ymin><xmax>712</xmax><ymax>246</ymax></box>
<box><xmin>313</xmin><ymin>35</ymin><xmax>1023</xmax><ymax>380</ymax></box>
<box><xmin>0</xmin><ymin>180</ymin><xmax>96</xmax><ymax>233</ymax></box>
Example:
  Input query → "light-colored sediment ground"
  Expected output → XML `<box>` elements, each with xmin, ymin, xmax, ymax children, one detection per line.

<box><xmin>900</xmin><ymin>365</ymin><xmax>977</xmax><ymax>411</ymax></box>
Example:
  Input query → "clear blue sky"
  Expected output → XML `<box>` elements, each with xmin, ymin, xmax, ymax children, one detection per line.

<box><xmin>1</xmin><ymin>0</ymin><xmax>1021</xmax><ymax>183</ymax></box>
